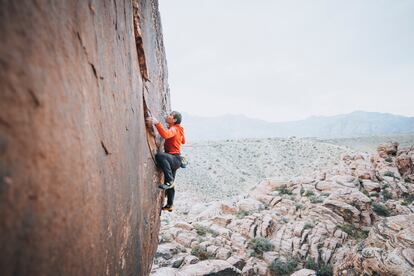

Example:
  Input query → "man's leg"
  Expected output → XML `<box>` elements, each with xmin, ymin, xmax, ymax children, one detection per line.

<box><xmin>155</xmin><ymin>152</ymin><xmax>175</xmax><ymax>184</ymax></box>
<box><xmin>163</xmin><ymin>167</ymin><xmax>179</xmax><ymax>210</ymax></box>
<box><xmin>165</xmin><ymin>188</ymin><xmax>175</xmax><ymax>207</ymax></box>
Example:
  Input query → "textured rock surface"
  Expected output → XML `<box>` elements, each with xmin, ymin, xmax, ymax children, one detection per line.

<box><xmin>0</xmin><ymin>0</ymin><xmax>168</xmax><ymax>275</ymax></box>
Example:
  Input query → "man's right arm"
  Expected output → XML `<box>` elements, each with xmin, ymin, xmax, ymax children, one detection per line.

<box><xmin>155</xmin><ymin>123</ymin><xmax>177</xmax><ymax>139</ymax></box>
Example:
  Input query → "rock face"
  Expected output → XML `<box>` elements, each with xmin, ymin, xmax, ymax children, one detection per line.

<box><xmin>0</xmin><ymin>1</ymin><xmax>168</xmax><ymax>275</ymax></box>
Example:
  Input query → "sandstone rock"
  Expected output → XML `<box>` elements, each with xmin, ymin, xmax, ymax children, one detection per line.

<box><xmin>211</xmin><ymin>215</ymin><xmax>233</xmax><ymax>227</ymax></box>
<box><xmin>156</xmin><ymin>243</ymin><xmax>182</xmax><ymax>260</ymax></box>
<box><xmin>151</xmin><ymin>267</ymin><xmax>178</xmax><ymax>276</ymax></box>
<box><xmin>396</xmin><ymin>153</ymin><xmax>413</xmax><ymax>177</ymax></box>
<box><xmin>315</xmin><ymin>181</ymin><xmax>343</xmax><ymax>192</ymax></box>
<box><xmin>216</xmin><ymin>248</ymin><xmax>232</xmax><ymax>260</ymax></box>
<box><xmin>209</xmin><ymin>224</ymin><xmax>232</xmax><ymax>237</ymax></box>
<box><xmin>0</xmin><ymin>0</ymin><xmax>169</xmax><ymax>275</ymax></box>
<box><xmin>377</xmin><ymin>142</ymin><xmax>399</xmax><ymax>157</ymax></box>
<box><xmin>207</xmin><ymin>245</ymin><xmax>219</xmax><ymax>256</ymax></box>
<box><xmin>231</xmin><ymin>233</ymin><xmax>247</xmax><ymax>248</ymax></box>
<box><xmin>249</xmin><ymin>178</ymin><xmax>291</xmax><ymax>205</ymax></box>
<box><xmin>330</xmin><ymin>175</ymin><xmax>357</xmax><ymax>186</ymax></box>
<box><xmin>241</xmin><ymin>258</ymin><xmax>268</xmax><ymax>276</ymax></box>
<box><xmin>176</xmin><ymin>232</ymin><xmax>198</xmax><ymax>248</ymax></box>
<box><xmin>290</xmin><ymin>269</ymin><xmax>317</xmax><ymax>276</ymax></box>
<box><xmin>183</xmin><ymin>255</ymin><xmax>200</xmax><ymax>266</ymax></box>
<box><xmin>220</xmin><ymin>202</ymin><xmax>238</xmax><ymax>214</ymax></box>
<box><xmin>361</xmin><ymin>180</ymin><xmax>381</xmax><ymax>192</ymax></box>
<box><xmin>262</xmin><ymin>251</ymin><xmax>279</xmax><ymax>264</ymax></box>
<box><xmin>179</xmin><ymin>260</ymin><xmax>241</xmax><ymax>275</ymax></box>
<box><xmin>336</xmin><ymin>214</ymin><xmax>414</xmax><ymax>275</ymax></box>
<box><xmin>236</xmin><ymin>198</ymin><xmax>264</xmax><ymax>212</ymax></box>
<box><xmin>226</xmin><ymin>256</ymin><xmax>247</xmax><ymax>270</ymax></box>
<box><xmin>174</xmin><ymin>221</ymin><xmax>194</xmax><ymax>231</ymax></box>
<box><xmin>171</xmin><ymin>255</ymin><xmax>185</xmax><ymax>268</ymax></box>
<box><xmin>323</xmin><ymin>188</ymin><xmax>373</xmax><ymax>225</ymax></box>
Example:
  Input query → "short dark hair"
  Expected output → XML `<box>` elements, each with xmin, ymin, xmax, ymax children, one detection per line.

<box><xmin>171</xmin><ymin>111</ymin><xmax>182</xmax><ymax>124</ymax></box>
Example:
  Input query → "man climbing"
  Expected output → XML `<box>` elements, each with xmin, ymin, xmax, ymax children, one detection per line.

<box><xmin>146</xmin><ymin>111</ymin><xmax>185</xmax><ymax>212</ymax></box>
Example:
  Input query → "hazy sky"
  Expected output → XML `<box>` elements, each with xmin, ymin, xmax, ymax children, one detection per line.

<box><xmin>159</xmin><ymin>0</ymin><xmax>414</xmax><ymax>122</ymax></box>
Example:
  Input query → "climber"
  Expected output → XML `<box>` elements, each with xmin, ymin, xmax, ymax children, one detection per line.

<box><xmin>146</xmin><ymin>111</ymin><xmax>185</xmax><ymax>212</ymax></box>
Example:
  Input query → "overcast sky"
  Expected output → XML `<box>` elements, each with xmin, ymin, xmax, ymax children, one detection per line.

<box><xmin>158</xmin><ymin>0</ymin><xmax>414</xmax><ymax>122</ymax></box>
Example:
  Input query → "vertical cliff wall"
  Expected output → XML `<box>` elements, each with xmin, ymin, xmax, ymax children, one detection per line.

<box><xmin>0</xmin><ymin>0</ymin><xmax>168</xmax><ymax>275</ymax></box>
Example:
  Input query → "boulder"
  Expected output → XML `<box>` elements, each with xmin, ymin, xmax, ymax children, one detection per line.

<box><xmin>156</xmin><ymin>243</ymin><xmax>183</xmax><ymax>260</ymax></box>
<box><xmin>377</xmin><ymin>142</ymin><xmax>399</xmax><ymax>157</ymax></box>
<box><xmin>226</xmin><ymin>256</ymin><xmax>246</xmax><ymax>270</ymax></box>
<box><xmin>151</xmin><ymin>267</ymin><xmax>178</xmax><ymax>276</ymax></box>
<box><xmin>236</xmin><ymin>198</ymin><xmax>264</xmax><ymax>212</ymax></box>
<box><xmin>361</xmin><ymin>180</ymin><xmax>381</xmax><ymax>193</ymax></box>
<box><xmin>323</xmin><ymin>188</ymin><xmax>373</xmax><ymax>225</ymax></box>
<box><xmin>179</xmin><ymin>260</ymin><xmax>241</xmax><ymax>275</ymax></box>
<box><xmin>175</xmin><ymin>232</ymin><xmax>198</xmax><ymax>248</ymax></box>
<box><xmin>291</xmin><ymin>269</ymin><xmax>317</xmax><ymax>276</ymax></box>
<box><xmin>216</xmin><ymin>248</ymin><xmax>232</xmax><ymax>260</ymax></box>
<box><xmin>396</xmin><ymin>153</ymin><xmax>413</xmax><ymax>177</ymax></box>
<box><xmin>174</xmin><ymin>221</ymin><xmax>194</xmax><ymax>231</ymax></box>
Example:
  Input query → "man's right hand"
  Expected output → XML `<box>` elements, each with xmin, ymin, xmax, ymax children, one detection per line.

<box><xmin>145</xmin><ymin>116</ymin><xmax>158</xmax><ymax>126</ymax></box>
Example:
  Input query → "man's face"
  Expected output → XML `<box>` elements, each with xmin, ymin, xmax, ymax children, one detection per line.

<box><xmin>166</xmin><ymin>113</ymin><xmax>175</xmax><ymax>125</ymax></box>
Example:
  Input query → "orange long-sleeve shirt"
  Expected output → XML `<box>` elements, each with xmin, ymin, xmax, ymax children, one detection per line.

<box><xmin>155</xmin><ymin>122</ymin><xmax>185</xmax><ymax>155</ymax></box>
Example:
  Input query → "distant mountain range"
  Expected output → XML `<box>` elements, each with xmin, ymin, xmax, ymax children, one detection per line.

<box><xmin>181</xmin><ymin>111</ymin><xmax>414</xmax><ymax>141</ymax></box>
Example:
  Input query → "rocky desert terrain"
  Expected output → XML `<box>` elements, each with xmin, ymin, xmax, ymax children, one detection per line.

<box><xmin>152</xmin><ymin>136</ymin><xmax>414</xmax><ymax>275</ymax></box>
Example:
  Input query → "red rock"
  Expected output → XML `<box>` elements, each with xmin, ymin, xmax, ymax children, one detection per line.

<box><xmin>0</xmin><ymin>1</ymin><xmax>168</xmax><ymax>275</ymax></box>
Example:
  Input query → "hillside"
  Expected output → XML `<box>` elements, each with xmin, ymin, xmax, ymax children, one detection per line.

<box><xmin>153</xmin><ymin>140</ymin><xmax>414</xmax><ymax>275</ymax></box>
<box><xmin>183</xmin><ymin>111</ymin><xmax>414</xmax><ymax>141</ymax></box>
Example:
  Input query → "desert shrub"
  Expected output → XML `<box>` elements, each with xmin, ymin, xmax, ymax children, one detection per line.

<box><xmin>248</xmin><ymin>237</ymin><xmax>273</xmax><ymax>257</ymax></box>
<box><xmin>382</xmin><ymin>189</ymin><xmax>393</xmax><ymax>201</ymax></box>
<box><xmin>305</xmin><ymin>258</ymin><xmax>333</xmax><ymax>276</ymax></box>
<box><xmin>303</xmin><ymin>222</ymin><xmax>314</xmax><ymax>230</ymax></box>
<box><xmin>304</xmin><ymin>258</ymin><xmax>318</xmax><ymax>270</ymax></box>
<box><xmin>304</xmin><ymin>190</ymin><xmax>315</xmax><ymax>197</ymax></box>
<box><xmin>372</xmin><ymin>203</ymin><xmax>391</xmax><ymax>217</ymax></box>
<box><xmin>275</xmin><ymin>187</ymin><xmax>292</xmax><ymax>195</ymax></box>
<box><xmin>401</xmin><ymin>193</ymin><xmax>414</xmax><ymax>206</ymax></box>
<box><xmin>320</xmin><ymin>192</ymin><xmax>330</xmax><ymax>197</ymax></box>
<box><xmin>269</xmin><ymin>257</ymin><xmax>298</xmax><ymax>276</ymax></box>
<box><xmin>300</xmin><ymin>187</ymin><xmax>305</xmax><ymax>196</ymax></box>
<box><xmin>191</xmin><ymin>245</ymin><xmax>210</xmax><ymax>260</ymax></box>
<box><xmin>338</xmin><ymin>224</ymin><xmax>369</xmax><ymax>240</ymax></box>
<box><xmin>295</xmin><ymin>203</ymin><xmax>305</xmax><ymax>210</ymax></box>
<box><xmin>318</xmin><ymin>263</ymin><xmax>334</xmax><ymax>276</ymax></box>
<box><xmin>194</xmin><ymin>225</ymin><xmax>219</xmax><ymax>237</ymax></box>
<box><xmin>194</xmin><ymin>225</ymin><xmax>208</xmax><ymax>236</ymax></box>
<box><xmin>384</xmin><ymin>157</ymin><xmax>393</xmax><ymax>163</ymax></box>
<box><xmin>383</xmin><ymin>171</ymin><xmax>395</xmax><ymax>177</ymax></box>
<box><xmin>362</xmin><ymin>189</ymin><xmax>369</xmax><ymax>196</ymax></box>
<box><xmin>310</xmin><ymin>195</ymin><xmax>324</xmax><ymax>204</ymax></box>
<box><xmin>236</xmin><ymin>210</ymin><xmax>250</xmax><ymax>219</ymax></box>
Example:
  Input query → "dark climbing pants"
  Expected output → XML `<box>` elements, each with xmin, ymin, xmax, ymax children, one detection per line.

<box><xmin>155</xmin><ymin>152</ymin><xmax>181</xmax><ymax>206</ymax></box>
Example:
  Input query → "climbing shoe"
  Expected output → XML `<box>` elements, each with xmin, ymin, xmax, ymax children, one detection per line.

<box><xmin>158</xmin><ymin>182</ymin><xmax>175</xmax><ymax>190</ymax></box>
<box><xmin>162</xmin><ymin>205</ymin><xmax>173</xmax><ymax>212</ymax></box>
